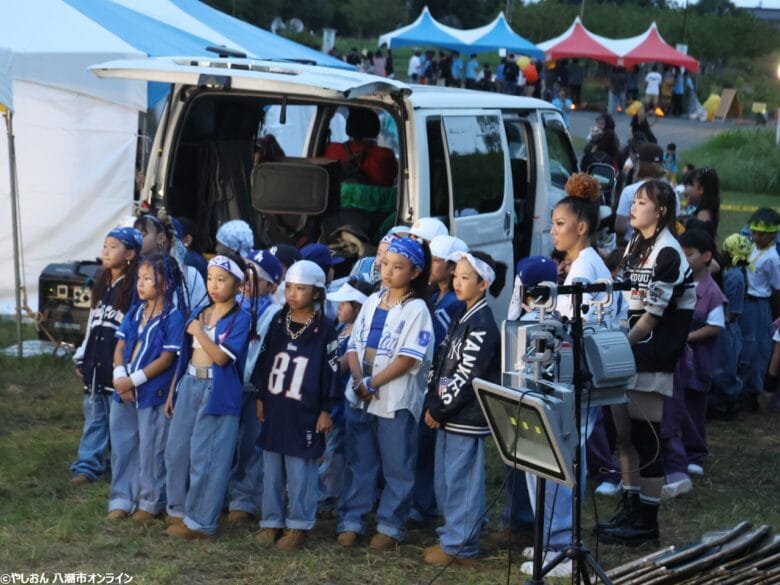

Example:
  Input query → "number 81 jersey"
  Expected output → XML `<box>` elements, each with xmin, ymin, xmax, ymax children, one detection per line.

<box><xmin>252</xmin><ymin>310</ymin><xmax>340</xmax><ymax>460</ymax></box>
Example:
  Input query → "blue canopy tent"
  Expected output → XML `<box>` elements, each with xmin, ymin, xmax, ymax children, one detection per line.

<box><xmin>465</xmin><ymin>13</ymin><xmax>542</xmax><ymax>59</ymax></box>
<box><xmin>113</xmin><ymin>0</ymin><xmax>352</xmax><ymax>71</ymax></box>
<box><xmin>378</xmin><ymin>6</ymin><xmax>469</xmax><ymax>52</ymax></box>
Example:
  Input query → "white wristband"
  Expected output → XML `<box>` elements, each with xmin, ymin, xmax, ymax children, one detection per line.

<box><xmin>129</xmin><ymin>369</ymin><xmax>148</xmax><ymax>388</ymax></box>
<box><xmin>113</xmin><ymin>365</ymin><xmax>128</xmax><ymax>380</ymax></box>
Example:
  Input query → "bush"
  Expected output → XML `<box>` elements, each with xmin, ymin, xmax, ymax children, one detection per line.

<box><xmin>680</xmin><ymin>129</ymin><xmax>780</xmax><ymax>195</ymax></box>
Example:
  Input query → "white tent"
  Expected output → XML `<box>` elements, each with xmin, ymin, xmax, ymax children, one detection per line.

<box><xmin>0</xmin><ymin>1</ymin><xmax>150</xmax><ymax>316</ymax></box>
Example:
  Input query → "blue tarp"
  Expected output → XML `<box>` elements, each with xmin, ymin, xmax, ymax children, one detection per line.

<box><xmin>467</xmin><ymin>13</ymin><xmax>542</xmax><ymax>59</ymax></box>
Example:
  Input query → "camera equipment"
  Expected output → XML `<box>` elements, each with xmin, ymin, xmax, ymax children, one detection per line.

<box><xmin>474</xmin><ymin>279</ymin><xmax>633</xmax><ymax>584</ymax></box>
<box><xmin>38</xmin><ymin>260</ymin><xmax>102</xmax><ymax>345</ymax></box>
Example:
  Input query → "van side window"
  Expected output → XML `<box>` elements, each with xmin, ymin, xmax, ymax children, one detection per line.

<box><xmin>443</xmin><ymin>115</ymin><xmax>504</xmax><ymax>216</ymax></box>
<box><xmin>427</xmin><ymin>118</ymin><xmax>450</xmax><ymax>220</ymax></box>
<box><xmin>543</xmin><ymin>114</ymin><xmax>577</xmax><ymax>189</ymax></box>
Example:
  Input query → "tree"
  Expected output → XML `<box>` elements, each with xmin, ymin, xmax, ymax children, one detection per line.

<box><xmin>693</xmin><ymin>0</ymin><xmax>739</xmax><ymax>16</ymax></box>
<box><xmin>410</xmin><ymin>0</ymin><xmax>504</xmax><ymax>29</ymax></box>
<box><xmin>338</xmin><ymin>0</ymin><xmax>407</xmax><ymax>38</ymax></box>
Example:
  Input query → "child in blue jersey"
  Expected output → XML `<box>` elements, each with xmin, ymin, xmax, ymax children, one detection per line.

<box><xmin>410</xmin><ymin>234</ymin><xmax>467</xmax><ymax>526</ymax></box>
<box><xmin>423</xmin><ymin>251</ymin><xmax>505</xmax><ymax>566</ymax></box>
<box><xmin>163</xmin><ymin>254</ymin><xmax>252</xmax><ymax>539</ymax></box>
<box><xmin>71</xmin><ymin>227</ymin><xmax>142</xmax><ymax>485</ymax></box>
<box><xmin>252</xmin><ymin>260</ymin><xmax>340</xmax><ymax>551</ymax></box>
<box><xmin>108</xmin><ymin>255</ymin><xmax>185</xmax><ymax>521</ymax></box>
<box><xmin>226</xmin><ymin>250</ymin><xmax>284</xmax><ymax>523</ymax></box>
<box><xmin>337</xmin><ymin>237</ymin><xmax>435</xmax><ymax>550</ymax></box>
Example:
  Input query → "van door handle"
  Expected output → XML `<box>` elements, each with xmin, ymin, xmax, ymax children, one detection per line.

<box><xmin>504</xmin><ymin>211</ymin><xmax>511</xmax><ymax>236</ymax></box>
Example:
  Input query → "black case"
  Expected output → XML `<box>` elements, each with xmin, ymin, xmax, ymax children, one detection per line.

<box><xmin>38</xmin><ymin>260</ymin><xmax>103</xmax><ymax>345</ymax></box>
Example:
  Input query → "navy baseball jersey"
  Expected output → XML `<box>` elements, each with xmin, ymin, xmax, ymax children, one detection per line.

<box><xmin>252</xmin><ymin>309</ymin><xmax>340</xmax><ymax>459</ymax></box>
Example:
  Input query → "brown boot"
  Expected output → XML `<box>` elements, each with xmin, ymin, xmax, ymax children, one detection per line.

<box><xmin>165</xmin><ymin>515</ymin><xmax>184</xmax><ymax>527</ymax></box>
<box><xmin>255</xmin><ymin>528</ymin><xmax>282</xmax><ymax>546</ymax></box>
<box><xmin>336</xmin><ymin>531</ymin><xmax>359</xmax><ymax>547</ymax></box>
<box><xmin>276</xmin><ymin>529</ymin><xmax>308</xmax><ymax>551</ymax></box>
<box><xmin>369</xmin><ymin>532</ymin><xmax>399</xmax><ymax>552</ymax></box>
<box><xmin>227</xmin><ymin>510</ymin><xmax>254</xmax><ymax>524</ymax></box>
<box><xmin>164</xmin><ymin>524</ymin><xmax>209</xmax><ymax>540</ymax></box>
<box><xmin>107</xmin><ymin>509</ymin><xmax>128</xmax><ymax>521</ymax></box>
<box><xmin>131</xmin><ymin>510</ymin><xmax>158</xmax><ymax>524</ymax></box>
<box><xmin>423</xmin><ymin>544</ymin><xmax>478</xmax><ymax>567</ymax></box>
<box><xmin>70</xmin><ymin>475</ymin><xmax>91</xmax><ymax>486</ymax></box>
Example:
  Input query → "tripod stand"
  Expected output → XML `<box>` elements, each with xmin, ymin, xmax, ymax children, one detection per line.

<box><xmin>525</xmin><ymin>280</ymin><xmax>631</xmax><ymax>585</ymax></box>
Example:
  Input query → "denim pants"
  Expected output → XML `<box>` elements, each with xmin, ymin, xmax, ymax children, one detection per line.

<box><xmin>337</xmin><ymin>406</ymin><xmax>418</xmax><ymax>541</ymax></box>
<box><xmin>434</xmin><ymin>431</ymin><xmax>485</xmax><ymax>558</ymax></box>
<box><xmin>108</xmin><ymin>401</ymin><xmax>168</xmax><ymax>514</ymax></box>
<box><xmin>165</xmin><ymin>374</ymin><xmax>239</xmax><ymax>535</ymax></box>
<box><xmin>741</xmin><ymin>298</ymin><xmax>772</xmax><ymax>395</ymax></box>
<box><xmin>227</xmin><ymin>391</ymin><xmax>264</xmax><ymax>514</ymax></box>
<box><xmin>409</xmin><ymin>418</ymin><xmax>438</xmax><ymax>522</ymax></box>
<box><xmin>318</xmin><ymin>416</ymin><xmax>345</xmax><ymax>512</ymax></box>
<box><xmin>261</xmin><ymin>451</ymin><xmax>319</xmax><ymax>530</ymax></box>
<box><xmin>71</xmin><ymin>393</ymin><xmax>112</xmax><ymax>480</ymax></box>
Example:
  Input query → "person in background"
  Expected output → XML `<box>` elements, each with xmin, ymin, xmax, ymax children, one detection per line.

<box><xmin>552</xmin><ymin>88</ymin><xmax>574</xmax><ymax>127</ymax></box>
<box><xmin>608</xmin><ymin>66</ymin><xmax>628</xmax><ymax>116</ymax></box>
<box><xmin>502</xmin><ymin>53</ymin><xmax>520</xmax><ymax>96</ymax></box>
<box><xmin>672</xmin><ymin>68</ymin><xmax>685</xmax><ymax>116</ymax></box>
<box><xmin>627</xmin><ymin>65</ymin><xmax>640</xmax><ymax>102</ymax></box>
<box><xmin>477</xmin><ymin>64</ymin><xmax>496</xmax><ymax>92</ymax></box>
<box><xmin>465</xmin><ymin>54</ymin><xmax>479</xmax><ymax>90</ymax></box>
<box><xmin>742</xmin><ymin>208</ymin><xmax>780</xmax><ymax>405</ymax></box>
<box><xmin>615</xmin><ymin>143</ymin><xmax>670</xmax><ymax>243</ymax></box>
<box><xmin>177</xmin><ymin>216</ymin><xmax>207</xmax><ymax>282</ymax></box>
<box><xmin>567</xmin><ymin>58</ymin><xmax>584</xmax><ymax>106</ymax></box>
<box><xmin>644</xmin><ymin>65</ymin><xmax>662</xmax><ymax>108</ymax></box>
<box><xmin>663</xmin><ymin>143</ymin><xmax>678</xmax><ymax>187</ymax></box>
<box><xmin>684</xmin><ymin>167</ymin><xmax>720</xmax><ymax>237</ymax></box>
<box><xmin>450</xmin><ymin>51</ymin><xmax>463</xmax><ymax>88</ymax></box>
<box><xmin>372</xmin><ymin>49</ymin><xmax>387</xmax><ymax>78</ymax></box>
<box><xmin>407</xmin><ymin>49</ymin><xmax>421</xmax><ymax>83</ymax></box>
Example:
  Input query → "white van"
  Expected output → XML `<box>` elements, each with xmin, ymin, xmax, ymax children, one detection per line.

<box><xmin>94</xmin><ymin>57</ymin><xmax>580</xmax><ymax>310</ymax></box>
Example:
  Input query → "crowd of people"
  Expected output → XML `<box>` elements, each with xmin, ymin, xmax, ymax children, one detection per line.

<box><xmin>67</xmin><ymin>116</ymin><xmax>777</xmax><ymax>576</ymax></box>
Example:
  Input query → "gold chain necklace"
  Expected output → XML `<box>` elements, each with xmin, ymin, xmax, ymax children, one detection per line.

<box><xmin>285</xmin><ymin>310</ymin><xmax>316</xmax><ymax>340</ymax></box>
<box><xmin>381</xmin><ymin>290</ymin><xmax>412</xmax><ymax>309</ymax></box>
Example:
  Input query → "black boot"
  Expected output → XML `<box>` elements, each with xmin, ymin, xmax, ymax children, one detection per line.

<box><xmin>600</xmin><ymin>500</ymin><xmax>660</xmax><ymax>546</ymax></box>
<box><xmin>594</xmin><ymin>490</ymin><xmax>639</xmax><ymax>535</ymax></box>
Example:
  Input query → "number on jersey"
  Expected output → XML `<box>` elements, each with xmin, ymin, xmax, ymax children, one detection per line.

<box><xmin>267</xmin><ymin>352</ymin><xmax>309</xmax><ymax>400</ymax></box>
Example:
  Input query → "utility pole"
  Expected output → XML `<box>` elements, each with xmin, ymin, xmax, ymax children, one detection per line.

<box><xmin>506</xmin><ymin>0</ymin><xmax>514</xmax><ymax>24</ymax></box>
<box><xmin>681</xmin><ymin>0</ymin><xmax>689</xmax><ymax>43</ymax></box>
<box><xmin>580</xmin><ymin>0</ymin><xmax>586</xmax><ymax>21</ymax></box>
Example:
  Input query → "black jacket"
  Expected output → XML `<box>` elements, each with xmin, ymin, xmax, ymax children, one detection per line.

<box><xmin>425</xmin><ymin>297</ymin><xmax>500</xmax><ymax>436</ymax></box>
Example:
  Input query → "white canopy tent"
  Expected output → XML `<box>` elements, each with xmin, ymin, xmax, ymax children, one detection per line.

<box><xmin>0</xmin><ymin>1</ymin><xmax>148</xmax><ymax>320</ymax></box>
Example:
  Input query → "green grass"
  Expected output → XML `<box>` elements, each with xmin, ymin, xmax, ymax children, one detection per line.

<box><xmin>1</xmin><ymin>320</ymin><xmax>779</xmax><ymax>583</ymax></box>
<box><xmin>678</xmin><ymin>129</ymin><xmax>780</xmax><ymax>195</ymax></box>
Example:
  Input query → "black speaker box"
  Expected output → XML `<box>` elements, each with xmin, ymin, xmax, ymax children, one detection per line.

<box><xmin>38</xmin><ymin>260</ymin><xmax>103</xmax><ymax>345</ymax></box>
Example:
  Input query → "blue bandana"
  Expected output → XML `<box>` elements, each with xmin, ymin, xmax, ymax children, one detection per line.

<box><xmin>107</xmin><ymin>227</ymin><xmax>143</xmax><ymax>253</ymax></box>
<box><xmin>387</xmin><ymin>237</ymin><xmax>425</xmax><ymax>270</ymax></box>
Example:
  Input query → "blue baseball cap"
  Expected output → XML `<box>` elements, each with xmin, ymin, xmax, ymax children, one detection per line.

<box><xmin>301</xmin><ymin>243</ymin><xmax>345</xmax><ymax>271</ymax></box>
<box><xmin>247</xmin><ymin>249</ymin><xmax>284</xmax><ymax>285</ymax></box>
<box><xmin>516</xmin><ymin>255</ymin><xmax>557</xmax><ymax>287</ymax></box>
<box><xmin>269</xmin><ymin>243</ymin><xmax>302</xmax><ymax>268</ymax></box>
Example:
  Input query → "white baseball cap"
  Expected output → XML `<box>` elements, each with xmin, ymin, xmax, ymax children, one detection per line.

<box><xmin>285</xmin><ymin>260</ymin><xmax>326</xmax><ymax>288</ymax></box>
<box><xmin>409</xmin><ymin>217</ymin><xmax>448</xmax><ymax>242</ymax></box>
<box><xmin>429</xmin><ymin>235</ymin><xmax>468</xmax><ymax>260</ymax></box>
<box><xmin>327</xmin><ymin>281</ymin><xmax>369</xmax><ymax>304</ymax></box>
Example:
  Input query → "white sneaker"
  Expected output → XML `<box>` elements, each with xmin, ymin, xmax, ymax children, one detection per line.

<box><xmin>521</xmin><ymin>557</ymin><xmax>573</xmax><ymax>577</ymax></box>
<box><xmin>595</xmin><ymin>480</ymin><xmax>622</xmax><ymax>496</ymax></box>
<box><xmin>661</xmin><ymin>477</ymin><xmax>693</xmax><ymax>499</ymax></box>
<box><xmin>687</xmin><ymin>463</ymin><xmax>704</xmax><ymax>476</ymax></box>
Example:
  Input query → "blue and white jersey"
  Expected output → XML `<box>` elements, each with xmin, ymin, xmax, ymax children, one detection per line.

<box><xmin>346</xmin><ymin>292</ymin><xmax>434</xmax><ymax>420</ymax></box>
<box><xmin>115</xmin><ymin>303</ymin><xmax>185</xmax><ymax>408</ymax></box>
<box><xmin>431</xmin><ymin>290</ymin><xmax>464</xmax><ymax>351</ymax></box>
<box><xmin>253</xmin><ymin>309</ymin><xmax>340</xmax><ymax>460</ymax></box>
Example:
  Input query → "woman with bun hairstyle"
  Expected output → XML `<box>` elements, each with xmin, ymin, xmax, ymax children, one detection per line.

<box><xmin>599</xmin><ymin>179</ymin><xmax>695</xmax><ymax>546</ymax></box>
<box><xmin>552</xmin><ymin>173</ymin><xmax>619</xmax><ymax>329</ymax></box>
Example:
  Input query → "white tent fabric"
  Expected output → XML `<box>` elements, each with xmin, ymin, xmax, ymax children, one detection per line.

<box><xmin>0</xmin><ymin>81</ymin><xmax>136</xmax><ymax>314</ymax></box>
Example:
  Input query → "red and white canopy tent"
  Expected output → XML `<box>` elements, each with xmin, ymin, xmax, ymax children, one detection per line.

<box><xmin>537</xmin><ymin>17</ymin><xmax>616</xmax><ymax>65</ymax></box>
<box><xmin>538</xmin><ymin>17</ymin><xmax>699</xmax><ymax>73</ymax></box>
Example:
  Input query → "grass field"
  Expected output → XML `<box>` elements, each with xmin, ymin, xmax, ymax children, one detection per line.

<box><xmin>1</xmin><ymin>318</ymin><xmax>779</xmax><ymax>585</ymax></box>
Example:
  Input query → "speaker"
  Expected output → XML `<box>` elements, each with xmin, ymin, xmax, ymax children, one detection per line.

<box><xmin>38</xmin><ymin>261</ymin><xmax>103</xmax><ymax>345</ymax></box>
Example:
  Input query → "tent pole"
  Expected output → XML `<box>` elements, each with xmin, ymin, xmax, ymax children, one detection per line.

<box><xmin>4</xmin><ymin>110</ymin><xmax>23</xmax><ymax>358</ymax></box>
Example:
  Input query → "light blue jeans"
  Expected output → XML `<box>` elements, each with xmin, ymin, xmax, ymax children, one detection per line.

<box><xmin>71</xmin><ymin>393</ymin><xmax>112</xmax><ymax>480</ymax></box>
<box><xmin>434</xmin><ymin>431</ymin><xmax>486</xmax><ymax>558</ymax></box>
<box><xmin>108</xmin><ymin>401</ymin><xmax>168</xmax><ymax>514</ymax></box>
<box><xmin>227</xmin><ymin>391</ymin><xmax>264</xmax><ymax>514</ymax></box>
<box><xmin>261</xmin><ymin>451</ymin><xmax>319</xmax><ymax>530</ymax></box>
<box><xmin>337</xmin><ymin>406</ymin><xmax>418</xmax><ymax>541</ymax></box>
<box><xmin>165</xmin><ymin>374</ymin><xmax>239</xmax><ymax>535</ymax></box>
